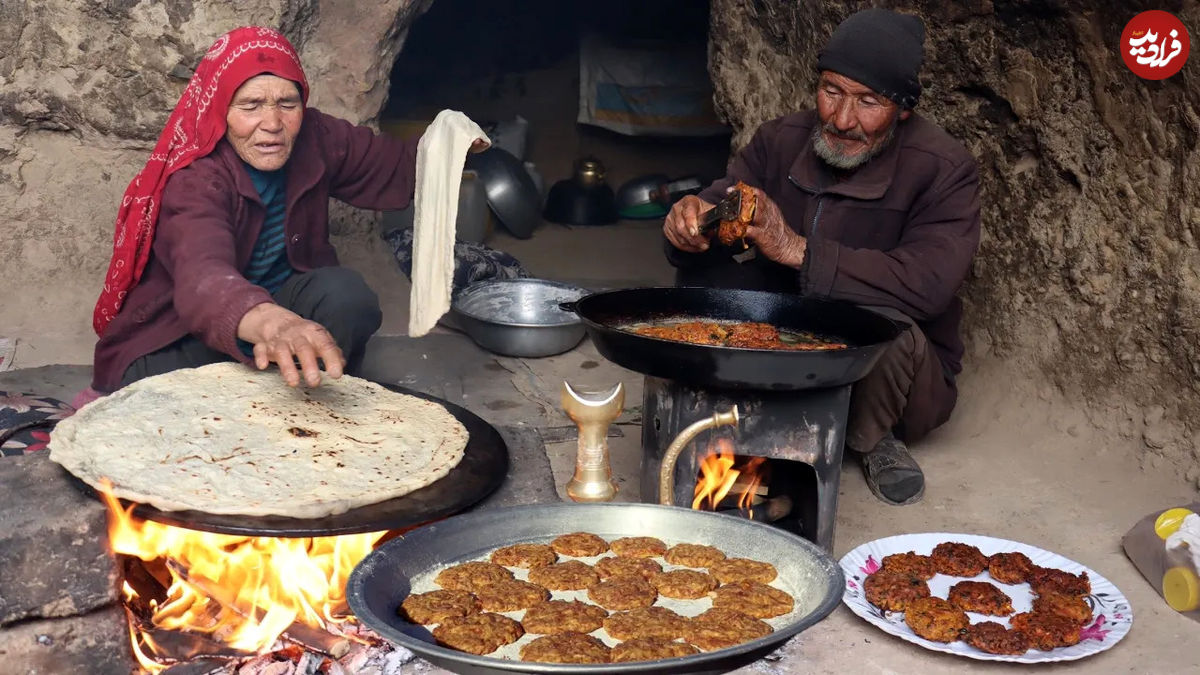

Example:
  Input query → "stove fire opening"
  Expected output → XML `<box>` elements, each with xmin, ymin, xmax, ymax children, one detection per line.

<box><xmin>691</xmin><ymin>437</ymin><xmax>818</xmax><ymax>539</ymax></box>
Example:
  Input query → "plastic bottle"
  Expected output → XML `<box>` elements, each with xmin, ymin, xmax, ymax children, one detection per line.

<box><xmin>1155</xmin><ymin>507</ymin><xmax>1200</xmax><ymax>616</ymax></box>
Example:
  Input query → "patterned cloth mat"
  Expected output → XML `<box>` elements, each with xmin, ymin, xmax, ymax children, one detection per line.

<box><xmin>0</xmin><ymin>393</ymin><xmax>73</xmax><ymax>457</ymax></box>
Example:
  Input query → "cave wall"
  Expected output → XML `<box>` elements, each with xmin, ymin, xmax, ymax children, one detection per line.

<box><xmin>0</xmin><ymin>0</ymin><xmax>426</xmax><ymax>366</ymax></box>
<box><xmin>707</xmin><ymin>0</ymin><xmax>1200</xmax><ymax>475</ymax></box>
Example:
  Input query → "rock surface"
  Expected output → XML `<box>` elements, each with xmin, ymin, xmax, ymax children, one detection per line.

<box><xmin>0</xmin><ymin>606</ymin><xmax>135</xmax><ymax>675</ymax></box>
<box><xmin>708</xmin><ymin>0</ymin><xmax>1200</xmax><ymax>470</ymax></box>
<box><xmin>0</xmin><ymin>452</ymin><xmax>117</xmax><ymax>626</ymax></box>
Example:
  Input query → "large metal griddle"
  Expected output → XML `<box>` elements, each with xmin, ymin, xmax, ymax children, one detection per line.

<box><xmin>564</xmin><ymin>287</ymin><xmax>904</xmax><ymax>390</ymax></box>
<box><xmin>346</xmin><ymin>502</ymin><xmax>844</xmax><ymax>675</ymax></box>
<box><xmin>65</xmin><ymin>383</ymin><xmax>508</xmax><ymax>537</ymax></box>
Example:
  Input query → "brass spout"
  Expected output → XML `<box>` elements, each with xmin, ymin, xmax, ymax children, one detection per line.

<box><xmin>561</xmin><ymin>381</ymin><xmax>624</xmax><ymax>502</ymax></box>
<box><xmin>659</xmin><ymin>406</ymin><xmax>740</xmax><ymax>506</ymax></box>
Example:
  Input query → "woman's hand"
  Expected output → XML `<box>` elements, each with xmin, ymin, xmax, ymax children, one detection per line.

<box><xmin>663</xmin><ymin>195</ymin><xmax>716</xmax><ymax>253</ymax></box>
<box><xmin>469</xmin><ymin>138</ymin><xmax>490</xmax><ymax>154</ymax></box>
<box><xmin>237</xmin><ymin>303</ymin><xmax>345</xmax><ymax>387</ymax></box>
<box><xmin>744</xmin><ymin>189</ymin><xmax>807</xmax><ymax>268</ymax></box>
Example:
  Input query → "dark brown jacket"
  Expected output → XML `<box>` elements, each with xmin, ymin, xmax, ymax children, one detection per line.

<box><xmin>669</xmin><ymin>110</ymin><xmax>981</xmax><ymax>378</ymax></box>
<box><xmin>91</xmin><ymin>108</ymin><xmax>418</xmax><ymax>392</ymax></box>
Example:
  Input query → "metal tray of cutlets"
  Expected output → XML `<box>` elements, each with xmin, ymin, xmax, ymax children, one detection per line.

<box><xmin>63</xmin><ymin>383</ymin><xmax>508</xmax><ymax>537</ymax></box>
<box><xmin>346</xmin><ymin>502</ymin><xmax>843</xmax><ymax>675</ymax></box>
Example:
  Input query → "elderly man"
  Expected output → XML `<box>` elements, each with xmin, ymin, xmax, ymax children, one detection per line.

<box><xmin>663</xmin><ymin>9</ymin><xmax>981</xmax><ymax>505</ymax></box>
<box><xmin>81</xmin><ymin>27</ymin><xmax>484</xmax><ymax>405</ymax></box>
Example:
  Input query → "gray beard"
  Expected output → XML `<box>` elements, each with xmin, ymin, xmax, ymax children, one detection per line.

<box><xmin>811</xmin><ymin>115</ymin><xmax>900</xmax><ymax>170</ymax></box>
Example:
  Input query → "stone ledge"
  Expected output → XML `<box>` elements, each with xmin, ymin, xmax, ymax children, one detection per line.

<box><xmin>0</xmin><ymin>605</ymin><xmax>134</xmax><ymax>675</ymax></box>
<box><xmin>0</xmin><ymin>452</ymin><xmax>118</xmax><ymax>625</ymax></box>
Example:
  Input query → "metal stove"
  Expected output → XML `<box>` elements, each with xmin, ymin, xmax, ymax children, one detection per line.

<box><xmin>640</xmin><ymin>375</ymin><xmax>851</xmax><ymax>552</ymax></box>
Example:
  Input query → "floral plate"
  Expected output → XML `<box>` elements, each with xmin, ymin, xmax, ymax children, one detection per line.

<box><xmin>840</xmin><ymin>532</ymin><xmax>1133</xmax><ymax>663</ymax></box>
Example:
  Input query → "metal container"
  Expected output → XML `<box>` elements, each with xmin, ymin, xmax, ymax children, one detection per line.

<box><xmin>451</xmin><ymin>279</ymin><xmax>590</xmax><ymax>358</ymax></box>
<box><xmin>465</xmin><ymin>147</ymin><xmax>542</xmax><ymax>239</ymax></box>
<box><xmin>346</xmin><ymin>502</ymin><xmax>844</xmax><ymax>675</ymax></box>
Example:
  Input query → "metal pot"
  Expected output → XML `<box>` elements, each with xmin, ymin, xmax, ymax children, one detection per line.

<box><xmin>465</xmin><ymin>147</ymin><xmax>542</xmax><ymax>239</ymax></box>
<box><xmin>617</xmin><ymin>173</ymin><xmax>670</xmax><ymax>219</ymax></box>
<box><xmin>451</xmin><ymin>278</ymin><xmax>590</xmax><ymax>358</ymax></box>
<box><xmin>543</xmin><ymin>156</ymin><xmax>619</xmax><ymax>226</ymax></box>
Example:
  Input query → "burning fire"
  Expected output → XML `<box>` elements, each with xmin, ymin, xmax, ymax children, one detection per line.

<box><xmin>100</xmin><ymin>481</ymin><xmax>386</xmax><ymax>672</ymax></box>
<box><xmin>692</xmin><ymin>437</ymin><xmax>766</xmax><ymax>517</ymax></box>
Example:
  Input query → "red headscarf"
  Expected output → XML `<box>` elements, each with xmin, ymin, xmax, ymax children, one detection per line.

<box><xmin>91</xmin><ymin>26</ymin><xmax>310</xmax><ymax>336</ymax></box>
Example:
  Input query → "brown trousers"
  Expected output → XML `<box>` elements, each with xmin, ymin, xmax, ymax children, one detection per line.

<box><xmin>674</xmin><ymin>261</ymin><xmax>957</xmax><ymax>453</ymax></box>
<box><xmin>843</xmin><ymin>307</ymin><xmax>957</xmax><ymax>454</ymax></box>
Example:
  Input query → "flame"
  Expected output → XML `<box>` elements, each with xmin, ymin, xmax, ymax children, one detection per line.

<box><xmin>100</xmin><ymin>480</ymin><xmax>385</xmax><ymax>670</ymax></box>
<box><xmin>691</xmin><ymin>437</ymin><xmax>766</xmax><ymax>517</ymax></box>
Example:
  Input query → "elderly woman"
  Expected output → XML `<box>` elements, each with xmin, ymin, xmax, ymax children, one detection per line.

<box><xmin>80</xmin><ymin>27</ymin><xmax>483</xmax><ymax>405</ymax></box>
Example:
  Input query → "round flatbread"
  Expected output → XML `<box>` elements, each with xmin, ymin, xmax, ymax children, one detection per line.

<box><xmin>49</xmin><ymin>363</ymin><xmax>469</xmax><ymax>517</ymax></box>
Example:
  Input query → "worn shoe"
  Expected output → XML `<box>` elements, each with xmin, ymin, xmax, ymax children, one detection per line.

<box><xmin>861</xmin><ymin>434</ymin><xmax>925</xmax><ymax>505</ymax></box>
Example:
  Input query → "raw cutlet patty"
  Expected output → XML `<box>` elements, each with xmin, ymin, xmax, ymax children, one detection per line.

<box><xmin>611</xmin><ymin>637</ymin><xmax>699</xmax><ymax>663</ymax></box>
<box><xmin>528</xmin><ymin>560</ymin><xmax>600</xmax><ymax>590</ymax></box>
<box><xmin>880</xmin><ymin>552</ymin><xmax>937</xmax><ymax>580</ymax></box>
<box><xmin>987</xmin><ymin>551</ymin><xmax>1034</xmax><ymax>584</ymax></box>
<box><xmin>1010</xmin><ymin>611</ymin><xmax>1083</xmax><ymax>650</ymax></box>
<box><xmin>863</xmin><ymin>569</ymin><xmax>931</xmax><ymax>612</ymax></box>
<box><xmin>587</xmin><ymin>577</ymin><xmax>658</xmax><ymax>610</ymax></box>
<box><xmin>664</xmin><ymin>543</ymin><xmax>726</xmax><ymax>568</ymax></box>
<box><xmin>603</xmin><ymin>606</ymin><xmax>691</xmax><ymax>641</ymax></box>
<box><xmin>708</xmin><ymin>558</ymin><xmax>778</xmax><ymax>584</ymax></box>
<box><xmin>947</xmin><ymin>580</ymin><xmax>1015</xmax><ymax>616</ymax></box>
<box><xmin>904</xmin><ymin>597</ymin><xmax>969</xmax><ymax>643</ymax></box>
<box><xmin>964</xmin><ymin>621</ymin><xmax>1030</xmax><ymax>655</ymax></box>
<box><xmin>520</xmin><ymin>631</ymin><xmax>611</xmax><ymax>664</ymax></box>
<box><xmin>650</xmin><ymin>569</ymin><xmax>718</xmax><ymax>599</ymax></box>
<box><xmin>399</xmin><ymin>589</ymin><xmax>481</xmax><ymax>625</ymax></box>
<box><xmin>435</xmin><ymin>561</ymin><xmax>513</xmax><ymax>592</ymax></box>
<box><xmin>930</xmin><ymin>542</ymin><xmax>989</xmax><ymax>577</ymax></box>
<box><xmin>711</xmin><ymin>580</ymin><xmax>795</xmax><ymax>618</ymax></box>
<box><xmin>490</xmin><ymin>543</ymin><xmax>556</xmax><ymax>569</ymax></box>
<box><xmin>1028</xmin><ymin>567</ymin><xmax>1091</xmax><ymax>596</ymax></box>
<box><xmin>1033</xmin><ymin>592</ymin><xmax>1093</xmax><ymax>624</ymax></box>
<box><xmin>610</xmin><ymin>536</ymin><xmax>667</xmax><ymax>558</ymax></box>
<box><xmin>473</xmin><ymin>579</ymin><xmax>550</xmax><ymax>612</ymax></box>
<box><xmin>433</xmin><ymin>612</ymin><xmax>523</xmax><ymax>655</ymax></box>
<box><xmin>522</xmin><ymin>600</ymin><xmax>608</xmax><ymax>635</ymax></box>
<box><xmin>596</xmin><ymin>555</ymin><xmax>662</xmax><ymax>581</ymax></box>
<box><xmin>550</xmin><ymin>532</ymin><xmax>609</xmax><ymax>557</ymax></box>
<box><xmin>684</xmin><ymin>607</ymin><xmax>772</xmax><ymax>651</ymax></box>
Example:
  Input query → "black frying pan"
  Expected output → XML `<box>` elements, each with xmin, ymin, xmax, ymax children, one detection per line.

<box><xmin>562</xmin><ymin>287</ymin><xmax>904</xmax><ymax>390</ymax></box>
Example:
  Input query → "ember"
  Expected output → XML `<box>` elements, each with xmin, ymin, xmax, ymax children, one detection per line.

<box><xmin>99</xmin><ymin>481</ymin><xmax>389</xmax><ymax>672</ymax></box>
<box><xmin>692</xmin><ymin>437</ymin><xmax>767</xmax><ymax>519</ymax></box>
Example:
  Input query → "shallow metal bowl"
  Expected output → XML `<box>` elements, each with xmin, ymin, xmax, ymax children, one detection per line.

<box><xmin>347</xmin><ymin>502</ymin><xmax>844</xmax><ymax>675</ymax></box>
<box><xmin>451</xmin><ymin>279</ymin><xmax>589</xmax><ymax>358</ymax></box>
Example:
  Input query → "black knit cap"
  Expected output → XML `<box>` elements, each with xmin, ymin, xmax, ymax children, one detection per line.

<box><xmin>816</xmin><ymin>8</ymin><xmax>926</xmax><ymax>109</ymax></box>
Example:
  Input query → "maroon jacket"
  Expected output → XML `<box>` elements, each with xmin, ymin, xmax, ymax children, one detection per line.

<box><xmin>90</xmin><ymin>108</ymin><xmax>418</xmax><ymax>392</ymax></box>
<box><xmin>670</xmin><ymin>110</ymin><xmax>981</xmax><ymax>378</ymax></box>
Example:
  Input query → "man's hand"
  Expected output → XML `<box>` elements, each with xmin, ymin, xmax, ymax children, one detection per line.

<box><xmin>237</xmin><ymin>303</ymin><xmax>345</xmax><ymax>387</ymax></box>
<box><xmin>744</xmin><ymin>189</ymin><xmax>807</xmax><ymax>268</ymax></box>
<box><xmin>663</xmin><ymin>195</ymin><xmax>716</xmax><ymax>253</ymax></box>
<box><xmin>469</xmin><ymin>138</ymin><xmax>490</xmax><ymax>154</ymax></box>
